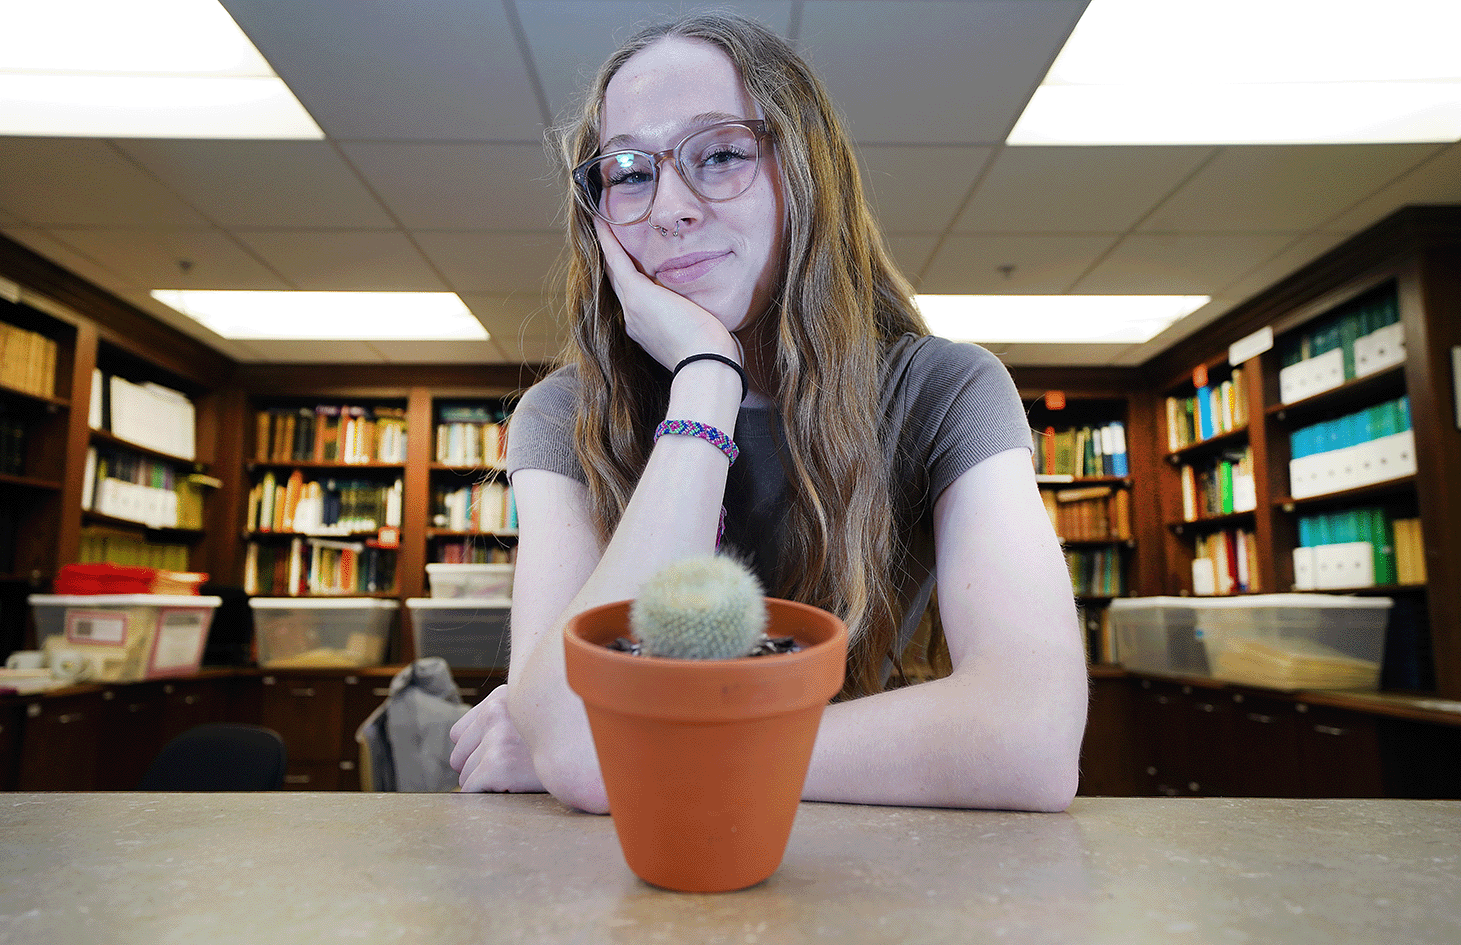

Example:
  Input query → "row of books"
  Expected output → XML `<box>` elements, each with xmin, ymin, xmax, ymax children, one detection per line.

<box><xmin>0</xmin><ymin>320</ymin><xmax>57</xmax><ymax>398</ymax></box>
<box><xmin>1033</xmin><ymin>422</ymin><xmax>1128</xmax><ymax>478</ymax></box>
<box><xmin>77</xmin><ymin>526</ymin><xmax>192</xmax><ymax>571</ymax></box>
<box><xmin>436</xmin><ymin>421</ymin><xmax>507</xmax><ymax>467</ymax></box>
<box><xmin>1279</xmin><ymin>288</ymin><xmax>1402</xmax><ymax>404</ymax></box>
<box><xmin>1288</xmin><ymin>395</ymin><xmax>1414</xmax><ymax>499</ymax></box>
<box><xmin>90</xmin><ymin>370</ymin><xmax>196</xmax><ymax>461</ymax></box>
<box><xmin>431</xmin><ymin>480</ymin><xmax>517</xmax><ymax>533</ymax></box>
<box><xmin>82</xmin><ymin>447</ymin><xmax>206</xmax><ymax>530</ymax></box>
<box><xmin>243</xmin><ymin>537</ymin><xmax>397</xmax><ymax>596</ymax></box>
<box><xmin>247</xmin><ymin>470</ymin><xmax>403</xmax><ymax>535</ymax></box>
<box><xmin>1165</xmin><ymin>368</ymin><xmax>1248</xmax><ymax>452</ymax></box>
<box><xmin>253</xmin><ymin>404</ymin><xmax>408</xmax><ymax>464</ymax></box>
<box><xmin>1039</xmin><ymin>485</ymin><xmax>1131</xmax><ymax>542</ymax></box>
<box><xmin>1191</xmin><ymin>527</ymin><xmax>1259</xmax><ymax>595</ymax></box>
<box><xmin>436</xmin><ymin>403</ymin><xmax>510</xmax><ymax>467</ymax></box>
<box><xmin>1178</xmin><ymin>447</ymin><xmax>1257</xmax><ymax>522</ymax></box>
<box><xmin>1065</xmin><ymin>547</ymin><xmax>1125</xmax><ymax>598</ymax></box>
<box><xmin>0</xmin><ymin>413</ymin><xmax>24</xmax><ymax>476</ymax></box>
<box><xmin>1294</xmin><ymin>506</ymin><xmax>1425</xmax><ymax>588</ymax></box>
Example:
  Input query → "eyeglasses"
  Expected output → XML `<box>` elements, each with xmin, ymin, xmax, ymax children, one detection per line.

<box><xmin>572</xmin><ymin>119</ymin><xmax>772</xmax><ymax>226</ymax></box>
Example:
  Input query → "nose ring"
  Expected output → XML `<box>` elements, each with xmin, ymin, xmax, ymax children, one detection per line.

<box><xmin>653</xmin><ymin>221</ymin><xmax>682</xmax><ymax>237</ymax></box>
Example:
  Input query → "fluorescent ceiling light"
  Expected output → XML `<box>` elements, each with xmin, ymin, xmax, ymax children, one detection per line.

<box><xmin>151</xmin><ymin>291</ymin><xmax>490</xmax><ymax>341</ymax></box>
<box><xmin>915</xmin><ymin>295</ymin><xmax>1209</xmax><ymax>344</ymax></box>
<box><xmin>1</xmin><ymin>0</ymin><xmax>322</xmax><ymax>139</ymax></box>
<box><xmin>1008</xmin><ymin>0</ymin><xmax>1461</xmax><ymax>145</ymax></box>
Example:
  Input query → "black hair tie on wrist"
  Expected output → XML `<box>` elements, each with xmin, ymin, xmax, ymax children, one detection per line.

<box><xmin>672</xmin><ymin>353</ymin><xmax>749</xmax><ymax>403</ymax></box>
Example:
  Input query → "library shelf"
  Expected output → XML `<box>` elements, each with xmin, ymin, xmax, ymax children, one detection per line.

<box><xmin>1168</xmin><ymin>510</ymin><xmax>1257</xmax><ymax>533</ymax></box>
<box><xmin>1265</xmin><ymin>363</ymin><xmax>1406</xmax><ymax>425</ymax></box>
<box><xmin>0</xmin><ymin>472</ymin><xmax>61</xmax><ymax>491</ymax></box>
<box><xmin>89</xmin><ymin>428</ymin><xmax>206</xmax><ymax>470</ymax></box>
<box><xmin>430</xmin><ymin>463</ymin><xmax>507</xmax><ymax>474</ymax></box>
<box><xmin>1061</xmin><ymin>538</ymin><xmax>1135</xmax><ymax>549</ymax></box>
<box><xmin>1036</xmin><ymin>475</ymin><xmax>1130</xmax><ymax>487</ymax></box>
<box><xmin>244</xmin><ymin>530</ymin><xmax>392</xmax><ymax>541</ymax></box>
<box><xmin>82</xmin><ymin>510</ymin><xmax>206</xmax><ymax>541</ymax></box>
<box><xmin>0</xmin><ymin>381</ymin><xmax>68</xmax><ymax>410</ymax></box>
<box><xmin>1164</xmin><ymin>426</ymin><xmax>1249</xmax><ymax>464</ymax></box>
<box><xmin>425</xmin><ymin>528</ymin><xmax>518</xmax><ymax>540</ymax></box>
<box><xmin>246</xmin><ymin>460</ymin><xmax>405</xmax><ymax>473</ymax></box>
<box><xmin>1273</xmin><ymin>475</ymin><xmax>1416</xmax><ymax>511</ymax></box>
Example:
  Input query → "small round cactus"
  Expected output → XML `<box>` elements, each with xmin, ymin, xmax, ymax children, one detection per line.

<box><xmin>630</xmin><ymin>555</ymin><xmax>768</xmax><ymax>660</ymax></box>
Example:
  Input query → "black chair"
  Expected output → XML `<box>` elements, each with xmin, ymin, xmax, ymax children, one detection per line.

<box><xmin>137</xmin><ymin>724</ymin><xmax>288</xmax><ymax>791</ymax></box>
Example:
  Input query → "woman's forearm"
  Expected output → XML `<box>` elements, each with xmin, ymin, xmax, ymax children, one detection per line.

<box><xmin>507</xmin><ymin>362</ymin><xmax>746</xmax><ymax>812</ymax></box>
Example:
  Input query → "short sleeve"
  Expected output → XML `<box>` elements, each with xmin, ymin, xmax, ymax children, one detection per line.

<box><xmin>883</xmin><ymin>335</ymin><xmax>1034</xmax><ymax>504</ymax></box>
<box><xmin>504</xmin><ymin>366</ymin><xmax>587</xmax><ymax>484</ymax></box>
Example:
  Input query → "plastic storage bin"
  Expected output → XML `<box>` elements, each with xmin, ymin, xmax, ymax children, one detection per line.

<box><xmin>425</xmin><ymin>563</ymin><xmax>514</xmax><ymax>600</ymax></box>
<box><xmin>27</xmin><ymin>594</ymin><xmax>222</xmax><ymax>682</ymax></box>
<box><xmin>1107</xmin><ymin>597</ymin><xmax>1213</xmax><ymax>677</ymax></box>
<box><xmin>406</xmin><ymin>598</ymin><xmax>510</xmax><ymax>670</ymax></box>
<box><xmin>1196</xmin><ymin>594</ymin><xmax>1392</xmax><ymax>691</ymax></box>
<box><xmin>249</xmin><ymin>597</ymin><xmax>397</xmax><ymax>668</ymax></box>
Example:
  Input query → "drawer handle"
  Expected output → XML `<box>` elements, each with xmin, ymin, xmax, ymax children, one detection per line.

<box><xmin>1314</xmin><ymin>724</ymin><xmax>1347</xmax><ymax>737</ymax></box>
<box><xmin>1247</xmin><ymin>713</ymin><xmax>1275</xmax><ymax>724</ymax></box>
<box><xmin>290</xmin><ymin>687</ymin><xmax>316</xmax><ymax>698</ymax></box>
<box><xmin>339</xmin><ymin>760</ymin><xmax>355</xmax><ymax>771</ymax></box>
<box><xmin>58</xmin><ymin>713</ymin><xmax>84</xmax><ymax>724</ymax></box>
<box><xmin>284</xmin><ymin>774</ymin><xmax>312</xmax><ymax>784</ymax></box>
<box><xmin>184</xmin><ymin>695</ymin><xmax>197</xmax><ymax>705</ymax></box>
<box><xmin>1197</xmin><ymin>703</ymin><xmax>1215</xmax><ymax>713</ymax></box>
<box><xmin>372</xmin><ymin>688</ymin><xmax>392</xmax><ymax>697</ymax></box>
<box><xmin>458</xmin><ymin>687</ymin><xmax>479</xmax><ymax>698</ymax></box>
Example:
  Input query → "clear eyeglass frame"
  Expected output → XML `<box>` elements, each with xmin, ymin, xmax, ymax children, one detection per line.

<box><xmin>572</xmin><ymin>119</ymin><xmax>772</xmax><ymax>226</ymax></box>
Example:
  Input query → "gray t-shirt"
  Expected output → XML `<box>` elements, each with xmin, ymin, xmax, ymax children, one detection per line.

<box><xmin>505</xmin><ymin>333</ymin><xmax>1033</xmax><ymax>655</ymax></box>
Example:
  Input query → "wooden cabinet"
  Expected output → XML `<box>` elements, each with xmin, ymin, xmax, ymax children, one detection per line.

<box><xmin>15</xmin><ymin>689</ymin><xmax>105</xmax><ymax>790</ymax></box>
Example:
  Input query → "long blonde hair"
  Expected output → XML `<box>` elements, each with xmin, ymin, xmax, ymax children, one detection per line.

<box><xmin>548</xmin><ymin>12</ymin><xmax>927</xmax><ymax>697</ymax></box>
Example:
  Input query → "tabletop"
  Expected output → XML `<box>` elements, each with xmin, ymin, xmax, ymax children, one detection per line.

<box><xmin>1</xmin><ymin>793</ymin><xmax>1457</xmax><ymax>944</ymax></box>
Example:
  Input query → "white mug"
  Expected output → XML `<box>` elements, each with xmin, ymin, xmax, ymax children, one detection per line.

<box><xmin>5</xmin><ymin>650</ymin><xmax>44</xmax><ymax>671</ymax></box>
<box><xmin>49</xmin><ymin>650</ymin><xmax>95</xmax><ymax>684</ymax></box>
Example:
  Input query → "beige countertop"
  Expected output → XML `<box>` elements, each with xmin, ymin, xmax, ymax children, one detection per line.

<box><xmin>1</xmin><ymin>793</ymin><xmax>1457</xmax><ymax>944</ymax></box>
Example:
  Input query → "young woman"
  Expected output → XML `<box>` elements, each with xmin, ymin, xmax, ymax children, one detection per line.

<box><xmin>449</xmin><ymin>12</ymin><xmax>1088</xmax><ymax>812</ymax></box>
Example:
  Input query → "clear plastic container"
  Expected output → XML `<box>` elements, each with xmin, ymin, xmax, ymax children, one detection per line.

<box><xmin>28</xmin><ymin>594</ymin><xmax>222</xmax><ymax>682</ymax></box>
<box><xmin>425</xmin><ymin>563</ymin><xmax>514</xmax><ymax>600</ymax></box>
<box><xmin>1107</xmin><ymin>597</ymin><xmax>1213</xmax><ymax>677</ymax></box>
<box><xmin>248</xmin><ymin>597</ymin><xmax>397</xmax><ymax>668</ymax></box>
<box><xmin>1196</xmin><ymin>594</ymin><xmax>1391</xmax><ymax>690</ymax></box>
<box><xmin>406</xmin><ymin>598</ymin><xmax>510</xmax><ymax>670</ymax></box>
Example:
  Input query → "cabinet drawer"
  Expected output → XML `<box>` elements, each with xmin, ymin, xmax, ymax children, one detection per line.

<box><xmin>260</xmin><ymin>676</ymin><xmax>345</xmax><ymax>763</ymax></box>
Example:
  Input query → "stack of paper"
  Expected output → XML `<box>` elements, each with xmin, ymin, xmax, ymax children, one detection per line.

<box><xmin>1211</xmin><ymin>637</ymin><xmax>1378</xmax><ymax>690</ymax></box>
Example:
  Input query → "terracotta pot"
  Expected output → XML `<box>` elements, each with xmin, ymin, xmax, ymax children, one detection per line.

<box><xmin>564</xmin><ymin>597</ymin><xmax>847</xmax><ymax>892</ymax></box>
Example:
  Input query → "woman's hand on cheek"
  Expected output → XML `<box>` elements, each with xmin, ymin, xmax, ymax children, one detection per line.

<box><xmin>594</xmin><ymin>217</ymin><xmax>739</xmax><ymax>369</ymax></box>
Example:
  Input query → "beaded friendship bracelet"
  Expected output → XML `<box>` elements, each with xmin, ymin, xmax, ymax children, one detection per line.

<box><xmin>654</xmin><ymin>419</ymin><xmax>740</xmax><ymax>464</ymax></box>
<box><xmin>672</xmin><ymin>353</ymin><xmax>749</xmax><ymax>404</ymax></box>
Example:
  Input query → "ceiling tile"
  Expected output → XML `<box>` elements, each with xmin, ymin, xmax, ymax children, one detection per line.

<box><xmin>1138</xmin><ymin>145</ymin><xmax>1446</xmax><ymax>233</ymax></box>
<box><xmin>495</xmin><ymin>332</ymin><xmax>565</xmax><ymax>365</ymax></box>
<box><xmin>1318</xmin><ymin>145</ymin><xmax>1461</xmax><ymax>235</ymax></box>
<box><xmin>47</xmin><ymin>227</ymin><xmax>290</xmax><ymax>290</ymax></box>
<box><xmin>918</xmin><ymin>234</ymin><xmax>1118</xmax><ymax>294</ymax></box>
<box><xmin>414</xmin><ymin>231</ymin><xmax>564</xmax><ymax>295</ymax></box>
<box><xmin>340</xmin><ymin>143</ymin><xmax>563</xmax><ymax>231</ymax></box>
<box><xmin>460</xmin><ymin>293</ymin><xmax>568</xmax><ymax>346</ymax></box>
<box><xmin>798</xmin><ymin>0</ymin><xmax>1086</xmax><ymax>144</ymax></box>
<box><xmin>220</xmin><ymin>0</ymin><xmax>545</xmax><ymax>140</ymax></box>
<box><xmin>230</xmin><ymin>338</ymin><xmax>390</xmax><ymax>363</ymax></box>
<box><xmin>1</xmin><ymin>225</ymin><xmax>143</xmax><ymax>293</ymax></box>
<box><xmin>858</xmin><ymin>145</ymin><xmax>995</xmax><ymax>233</ymax></box>
<box><xmin>955</xmin><ymin>146</ymin><xmax>1215</xmax><ymax>233</ymax></box>
<box><xmin>0</xmin><ymin>139</ymin><xmax>208</xmax><ymax>227</ymax></box>
<box><xmin>882</xmin><ymin>234</ymin><xmax>942</xmax><ymax>289</ymax></box>
<box><xmin>518</xmin><ymin>2</ymin><xmax>796</xmax><ymax>121</ymax></box>
<box><xmin>1071</xmin><ymin>232</ymin><xmax>1299</xmax><ymax>295</ymax></box>
<box><xmin>1213</xmin><ymin>231</ymin><xmax>1361</xmax><ymax>309</ymax></box>
<box><xmin>362</xmin><ymin>339</ymin><xmax>505</xmax><ymax>364</ymax></box>
<box><xmin>986</xmin><ymin>341</ymin><xmax>1142</xmax><ymax>368</ymax></box>
<box><xmin>234</xmin><ymin>230</ymin><xmax>446</xmax><ymax>291</ymax></box>
<box><xmin>117</xmin><ymin>141</ymin><xmax>395</xmax><ymax>229</ymax></box>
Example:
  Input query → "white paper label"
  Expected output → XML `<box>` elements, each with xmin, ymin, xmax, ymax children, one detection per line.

<box><xmin>150</xmin><ymin>609</ymin><xmax>206</xmax><ymax>671</ymax></box>
<box><xmin>66</xmin><ymin>610</ymin><xmax>127</xmax><ymax>645</ymax></box>
<box><xmin>1229</xmin><ymin>326</ymin><xmax>1273</xmax><ymax>366</ymax></box>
